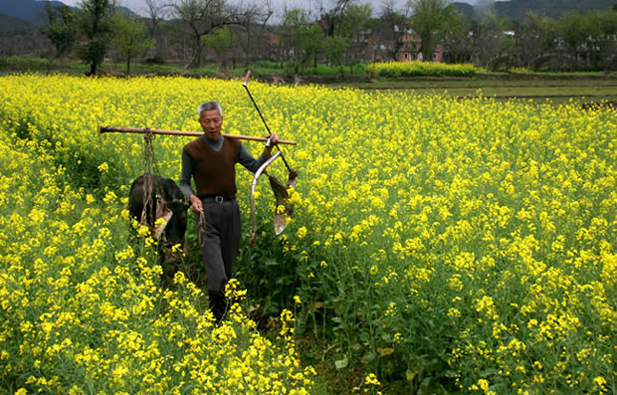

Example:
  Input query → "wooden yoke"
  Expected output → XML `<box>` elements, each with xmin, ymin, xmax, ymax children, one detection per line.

<box><xmin>98</xmin><ymin>125</ymin><xmax>297</xmax><ymax>145</ymax></box>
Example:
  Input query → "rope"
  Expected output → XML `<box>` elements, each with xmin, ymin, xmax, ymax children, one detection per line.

<box><xmin>143</xmin><ymin>129</ymin><xmax>160</xmax><ymax>175</ymax></box>
<box><xmin>141</xmin><ymin>129</ymin><xmax>160</xmax><ymax>235</ymax></box>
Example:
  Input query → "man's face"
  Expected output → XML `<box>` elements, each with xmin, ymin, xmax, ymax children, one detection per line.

<box><xmin>199</xmin><ymin>109</ymin><xmax>223</xmax><ymax>140</ymax></box>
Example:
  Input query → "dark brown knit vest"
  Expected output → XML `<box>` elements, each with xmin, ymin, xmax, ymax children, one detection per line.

<box><xmin>183</xmin><ymin>137</ymin><xmax>241</xmax><ymax>197</ymax></box>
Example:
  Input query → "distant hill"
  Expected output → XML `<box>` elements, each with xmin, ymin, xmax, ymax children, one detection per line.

<box><xmin>0</xmin><ymin>0</ymin><xmax>68</xmax><ymax>25</ymax></box>
<box><xmin>0</xmin><ymin>12</ymin><xmax>37</xmax><ymax>34</ymax></box>
<box><xmin>492</xmin><ymin>0</ymin><xmax>616</xmax><ymax>20</ymax></box>
<box><xmin>0</xmin><ymin>0</ymin><xmax>137</xmax><ymax>27</ymax></box>
<box><xmin>453</xmin><ymin>2</ymin><xmax>475</xmax><ymax>19</ymax></box>
<box><xmin>452</xmin><ymin>0</ymin><xmax>616</xmax><ymax>21</ymax></box>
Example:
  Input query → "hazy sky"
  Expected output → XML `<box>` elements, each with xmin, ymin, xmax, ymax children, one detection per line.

<box><xmin>59</xmin><ymin>0</ymin><xmax>477</xmax><ymax>19</ymax></box>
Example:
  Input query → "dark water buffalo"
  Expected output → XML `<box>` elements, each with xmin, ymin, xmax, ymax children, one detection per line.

<box><xmin>128</xmin><ymin>173</ymin><xmax>189</xmax><ymax>248</ymax></box>
<box><xmin>128</xmin><ymin>173</ymin><xmax>190</xmax><ymax>287</ymax></box>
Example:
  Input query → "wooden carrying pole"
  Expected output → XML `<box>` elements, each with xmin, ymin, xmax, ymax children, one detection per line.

<box><xmin>98</xmin><ymin>125</ymin><xmax>297</xmax><ymax>145</ymax></box>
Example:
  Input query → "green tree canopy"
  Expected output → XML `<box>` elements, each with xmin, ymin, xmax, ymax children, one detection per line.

<box><xmin>514</xmin><ymin>11</ymin><xmax>558</xmax><ymax>69</ymax></box>
<box><xmin>201</xmin><ymin>26</ymin><xmax>234</xmax><ymax>69</ymax></box>
<box><xmin>111</xmin><ymin>14</ymin><xmax>153</xmax><ymax>75</ymax></box>
<box><xmin>44</xmin><ymin>4</ymin><xmax>78</xmax><ymax>59</ymax></box>
<box><xmin>76</xmin><ymin>0</ymin><xmax>116</xmax><ymax>75</ymax></box>
<box><xmin>558</xmin><ymin>11</ymin><xmax>592</xmax><ymax>70</ymax></box>
<box><xmin>337</xmin><ymin>3</ymin><xmax>371</xmax><ymax>64</ymax></box>
<box><xmin>442</xmin><ymin>10</ymin><xmax>473</xmax><ymax>63</ymax></box>
<box><xmin>323</xmin><ymin>35</ymin><xmax>350</xmax><ymax>73</ymax></box>
<box><xmin>296</xmin><ymin>24</ymin><xmax>325</xmax><ymax>72</ymax></box>
<box><xmin>473</xmin><ymin>11</ymin><xmax>515</xmax><ymax>70</ymax></box>
<box><xmin>408</xmin><ymin>0</ymin><xmax>455</xmax><ymax>62</ymax></box>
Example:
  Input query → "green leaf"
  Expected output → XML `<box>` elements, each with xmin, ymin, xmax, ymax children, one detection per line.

<box><xmin>265</xmin><ymin>259</ymin><xmax>279</xmax><ymax>266</ymax></box>
<box><xmin>406</xmin><ymin>369</ymin><xmax>418</xmax><ymax>382</ymax></box>
<box><xmin>362</xmin><ymin>351</ymin><xmax>377</xmax><ymax>363</ymax></box>
<box><xmin>334</xmin><ymin>356</ymin><xmax>348</xmax><ymax>370</ymax></box>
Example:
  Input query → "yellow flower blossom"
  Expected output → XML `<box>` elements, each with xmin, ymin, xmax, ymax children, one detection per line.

<box><xmin>296</xmin><ymin>226</ymin><xmax>307</xmax><ymax>239</ymax></box>
<box><xmin>364</xmin><ymin>373</ymin><xmax>381</xmax><ymax>386</ymax></box>
<box><xmin>97</xmin><ymin>162</ymin><xmax>109</xmax><ymax>174</ymax></box>
<box><xmin>1</xmin><ymin>73</ymin><xmax>615</xmax><ymax>395</ymax></box>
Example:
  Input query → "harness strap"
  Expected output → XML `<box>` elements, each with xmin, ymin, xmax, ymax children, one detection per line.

<box><xmin>197</xmin><ymin>210</ymin><xmax>207</xmax><ymax>248</ymax></box>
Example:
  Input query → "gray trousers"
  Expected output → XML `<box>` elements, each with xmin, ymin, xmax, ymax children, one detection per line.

<box><xmin>195</xmin><ymin>198</ymin><xmax>241</xmax><ymax>292</ymax></box>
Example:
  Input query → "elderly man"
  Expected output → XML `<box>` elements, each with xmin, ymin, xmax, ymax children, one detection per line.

<box><xmin>180</xmin><ymin>100</ymin><xmax>278</xmax><ymax>323</ymax></box>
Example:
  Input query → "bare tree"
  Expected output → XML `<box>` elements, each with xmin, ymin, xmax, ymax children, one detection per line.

<box><xmin>379</xmin><ymin>0</ymin><xmax>412</xmax><ymax>61</ymax></box>
<box><xmin>143</xmin><ymin>0</ymin><xmax>167</xmax><ymax>38</ymax></box>
<box><xmin>232</xmin><ymin>0</ymin><xmax>273</xmax><ymax>67</ymax></box>
<box><xmin>277</xmin><ymin>8</ymin><xmax>312</xmax><ymax>68</ymax></box>
<box><xmin>168</xmin><ymin>0</ymin><xmax>236</xmax><ymax>68</ymax></box>
<box><xmin>142</xmin><ymin>0</ymin><xmax>170</xmax><ymax>60</ymax></box>
<box><xmin>319</xmin><ymin>0</ymin><xmax>355</xmax><ymax>37</ymax></box>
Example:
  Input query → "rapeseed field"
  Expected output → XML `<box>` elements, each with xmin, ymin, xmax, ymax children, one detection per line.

<box><xmin>0</xmin><ymin>74</ymin><xmax>615</xmax><ymax>394</ymax></box>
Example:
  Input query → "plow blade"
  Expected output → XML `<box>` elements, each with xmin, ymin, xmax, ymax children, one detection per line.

<box><xmin>249</xmin><ymin>152</ymin><xmax>298</xmax><ymax>246</ymax></box>
<box><xmin>269</xmin><ymin>169</ymin><xmax>298</xmax><ymax>235</ymax></box>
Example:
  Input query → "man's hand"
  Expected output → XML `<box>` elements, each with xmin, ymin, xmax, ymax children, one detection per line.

<box><xmin>189</xmin><ymin>195</ymin><xmax>203</xmax><ymax>213</ymax></box>
<box><xmin>265</xmin><ymin>133</ymin><xmax>279</xmax><ymax>156</ymax></box>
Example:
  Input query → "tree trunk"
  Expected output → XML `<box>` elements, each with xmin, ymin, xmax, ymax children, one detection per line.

<box><xmin>88</xmin><ymin>61</ymin><xmax>97</xmax><ymax>76</ymax></box>
<box><xmin>184</xmin><ymin>34</ymin><xmax>203</xmax><ymax>69</ymax></box>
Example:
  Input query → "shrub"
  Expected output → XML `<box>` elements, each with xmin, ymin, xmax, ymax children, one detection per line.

<box><xmin>369</xmin><ymin>61</ymin><xmax>486</xmax><ymax>77</ymax></box>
